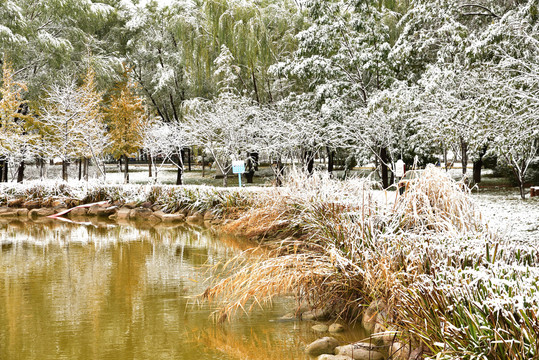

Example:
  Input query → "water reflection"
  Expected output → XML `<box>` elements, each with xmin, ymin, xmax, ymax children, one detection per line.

<box><xmin>0</xmin><ymin>219</ymin><xmax>365</xmax><ymax>360</ymax></box>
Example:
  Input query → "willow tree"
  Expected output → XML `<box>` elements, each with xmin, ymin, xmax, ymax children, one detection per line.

<box><xmin>201</xmin><ymin>0</ymin><xmax>303</xmax><ymax>103</ymax></box>
<box><xmin>106</xmin><ymin>75</ymin><xmax>147</xmax><ymax>184</ymax></box>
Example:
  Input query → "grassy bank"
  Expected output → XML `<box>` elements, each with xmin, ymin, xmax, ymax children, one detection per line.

<box><xmin>202</xmin><ymin>167</ymin><xmax>539</xmax><ymax>359</ymax></box>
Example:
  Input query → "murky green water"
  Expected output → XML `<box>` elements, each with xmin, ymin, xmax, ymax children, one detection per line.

<box><xmin>0</xmin><ymin>219</ymin><xmax>366</xmax><ymax>360</ymax></box>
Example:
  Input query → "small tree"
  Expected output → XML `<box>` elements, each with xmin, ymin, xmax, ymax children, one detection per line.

<box><xmin>106</xmin><ymin>74</ymin><xmax>148</xmax><ymax>184</ymax></box>
<box><xmin>40</xmin><ymin>68</ymin><xmax>108</xmax><ymax>181</ymax></box>
<box><xmin>143</xmin><ymin>119</ymin><xmax>189</xmax><ymax>184</ymax></box>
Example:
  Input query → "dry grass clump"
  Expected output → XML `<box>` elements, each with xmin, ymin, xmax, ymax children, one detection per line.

<box><xmin>391</xmin><ymin>166</ymin><xmax>482</xmax><ymax>234</ymax></box>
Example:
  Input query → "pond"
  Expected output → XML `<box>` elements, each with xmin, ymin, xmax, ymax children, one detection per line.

<box><xmin>0</xmin><ymin>219</ymin><xmax>366</xmax><ymax>360</ymax></box>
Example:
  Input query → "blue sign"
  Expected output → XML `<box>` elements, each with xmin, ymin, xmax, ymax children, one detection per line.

<box><xmin>232</xmin><ymin>160</ymin><xmax>245</xmax><ymax>174</ymax></box>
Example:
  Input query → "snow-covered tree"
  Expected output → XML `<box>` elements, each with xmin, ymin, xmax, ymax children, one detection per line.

<box><xmin>40</xmin><ymin>71</ymin><xmax>108</xmax><ymax>181</ymax></box>
<box><xmin>184</xmin><ymin>92</ymin><xmax>259</xmax><ymax>186</ymax></box>
<box><xmin>143</xmin><ymin>119</ymin><xmax>189</xmax><ymax>184</ymax></box>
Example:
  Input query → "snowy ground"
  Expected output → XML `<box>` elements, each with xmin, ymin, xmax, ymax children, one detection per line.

<box><xmin>472</xmin><ymin>189</ymin><xmax>539</xmax><ymax>243</ymax></box>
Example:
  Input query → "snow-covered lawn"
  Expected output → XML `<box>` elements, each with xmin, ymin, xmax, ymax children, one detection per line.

<box><xmin>473</xmin><ymin>189</ymin><xmax>539</xmax><ymax>242</ymax></box>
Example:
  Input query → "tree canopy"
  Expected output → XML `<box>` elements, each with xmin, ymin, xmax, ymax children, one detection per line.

<box><xmin>0</xmin><ymin>0</ymin><xmax>537</xmax><ymax>196</ymax></box>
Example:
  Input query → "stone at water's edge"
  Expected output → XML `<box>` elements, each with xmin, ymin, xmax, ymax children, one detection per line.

<box><xmin>141</xmin><ymin>201</ymin><xmax>153</xmax><ymax>209</ymax></box>
<box><xmin>112</xmin><ymin>208</ymin><xmax>131</xmax><ymax>220</ymax></box>
<box><xmin>89</xmin><ymin>206</ymin><xmax>116</xmax><ymax>217</ymax></box>
<box><xmin>69</xmin><ymin>207</ymin><xmax>88</xmax><ymax>217</ymax></box>
<box><xmin>16</xmin><ymin>208</ymin><xmax>28</xmax><ymax>217</ymax></box>
<box><xmin>312</xmin><ymin>324</ymin><xmax>329</xmax><ymax>332</ymax></box>
<box><xmin>335</xmin><ymin>342</ymin><xmax>384</xmax><ymax>360</ymax></box>
<box><xmin>329</xmin><ymin>323</ymin><xmax>345</xmax><ymax>333</ymax></box>
<box><xmin>123</xmin><ymin>202</ymin><xmax>137</xmax><ymax>209</ymax></box>
<box><xmin>317</xmin><ymin>355</ymin><xmax>354</xmax><ymax>360</ymax></box>
<box><xmin>127</xmin><ymin>208</ymin><xmax>161</xmax><ymax>224</ymax></box>
<box><xmin>277</xmin><ymin>312</ymin><xmax>298</xmax><ymax>321</ymax></box>
<box><xmin>186</xmin><ymin>212</ymin><xmax>204</xmax><ymax>224</ymax></box>
<box><xmin>302</xmin><ymin>308</ymin><xmax>330</xmax><ymax>321</ymax></box>
<box><xmin>362</xmin><ymin>300</ymin><xmax>385</xmax><ymax>333</ymax></box>
<box><xmin>0</xmin><ymin>211</ymin><xmax>18</xmax><ymax>218</ymax></box>
<box><xmin>305</xmin><ymin>337</ymin><xmax>339</xmax><ymax>357</ymax></box>
<box><xmin>389</xmin><ymin>342</ymin><xmax>410</xmax><ymax>360</ymax></box>
<box><xmin>22</xmin><ymin>200</ymin><xmax>40</xmax><ymax>210</ymax></box>
<box><xmin>29</xmin><ymin>208</ymin><xmax>56</xmax><ymax>218</ymax></box>
<box><xmin>154</xmin><ymin>211</ymin><xmax>185</xmax><ymax>222</ymax></box>
<box><xmin>51</xmin><ymin>200</ymin><xmax>64</xmax><ymax>207</ymax></box>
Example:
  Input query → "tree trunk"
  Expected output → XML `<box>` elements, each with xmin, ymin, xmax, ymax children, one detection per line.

<box><xmin>202</xmin><ymin>152</ymin><xmax>205</xmax><ymax>177</ymax></box>
<box><xmin>176</xmin><ymin>163</ymin><xmax>183</xmax><ymax>185</ymax></box>
<box><xmin>148</xmin><ymin>154</ymin><xmax>152</xmax><ymax>178</ymax></box>
<box><xmin>123</xmin><ymin>154</ymin><xmax>129</xmax><ymax>184</ymax></box>
<box><xmin>252</xmin><ymin>152</ymin><xmax>259</xmax><ymax>171</ymax></box>
<box><xmin>472</xmin><ymin>159</ymin><xmax>482</xmax><ymax>184</ymax></box>
<box><xmin>460</xmin><ymin>138</ymin><xmax>468</xmax><ymax>175</ymax></box>
<box><xmin>62</xmin><ymin>160</ymin><xmax>68</xmax><ymax>181</ymax></box>
<box><xmin>39</xmin><ymin>158</ymin><xmax>45</xmax><ymax>179</ymax></box>
<box><xmin>188</xmin><ymin>147</ymin><xmax>192</xmax><ymax>172</ymax></box>
<box><xmin>17</xmin><ymin>161</ymin><xmax>24</xmax><ymax>183</ymax></box>
<box><xmin>473</xmin><ymin>145</ymin><xmax>488</xmax><ymax>185</ymax></box>
<box><xmin>245</xmin><ymin>152</ymin><xmax>255</xmax><ymax>184</ymax></box>
<box><xmin>275</xmin><ymin>158</ymin><xmax>284</xmax><ymax>187</ymax></box>
<box><xmin>305</xmin><ymin>151</ymin><xmax>314</xmax><ymax>175</ymax></box>
<box><xmin>380</xmin><ymin>147</ymin><xmax>389</xmax><ymax>189</ymax></box>
<box><xmin>222</xmin><ymin>173</ymin><xmax>228</xmax><ymax>187</ymax></box>
<box><xmin>515</xmin><ymin>169</ymin><xmax>525</xmax><ymax>200</ymax></box>
<box><xmin>0</xmin><ymin>160</ymin><xmax>5</xmax><ymax>182</ymax></box>
<box><xmin>84</xmin><ymin>158</ymin><xmax>89</xmax><ymax>181</ymax></box>
<box><xmin>175</xmin><ymin>154</ymin><xmax>183</xmax><ymax>185</ymax></box>
<box><xmin>252</xmin><ymin>67</ymin><xmax>260</xmax><ymax>104</ymax></box>
<box><xmin>3</xmin><ymin>161</ymin><xmax>7</xmax><ymax>182</ymax></box>
<box><xmin>78</xmin><ymin>159</ymin><xmax>82</xmax><ymax>181</ymax></box>
<box><xmin>327</xmin><ymin>146</ymin><xmax>334</xmax><ymax>175</ymax></box>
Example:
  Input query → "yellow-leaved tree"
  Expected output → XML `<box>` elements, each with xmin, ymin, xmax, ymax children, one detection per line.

<box><xmin>0</xmin><ymin>57</ymin><xmax>32</xmax><ymax>182</ymax></box>
<box><xmin>78</xmin><ymin>66</ymin><xmax>108</xmax><ymax>180</ymax></box>
<box><xmin>106</xmin><ymin>70</ymin><xmax>147</xmax><ymax>183</ymax></box>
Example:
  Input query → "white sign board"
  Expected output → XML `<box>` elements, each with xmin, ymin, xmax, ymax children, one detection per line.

<box><xmin>232</xmin><ymin>160</ymin><xmax>245</xmax><ymax>174</ymax></box>
<box><xmin>395</xmin><ymin>160</ymin><xmax>405</xmax><ymax>178</ymax></box>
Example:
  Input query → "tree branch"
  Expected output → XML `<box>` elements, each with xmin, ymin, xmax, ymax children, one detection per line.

<box><xmin>460</xmin><ymin>4</ymin><xmax>500</xmax><ymax>19</ymax></box>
